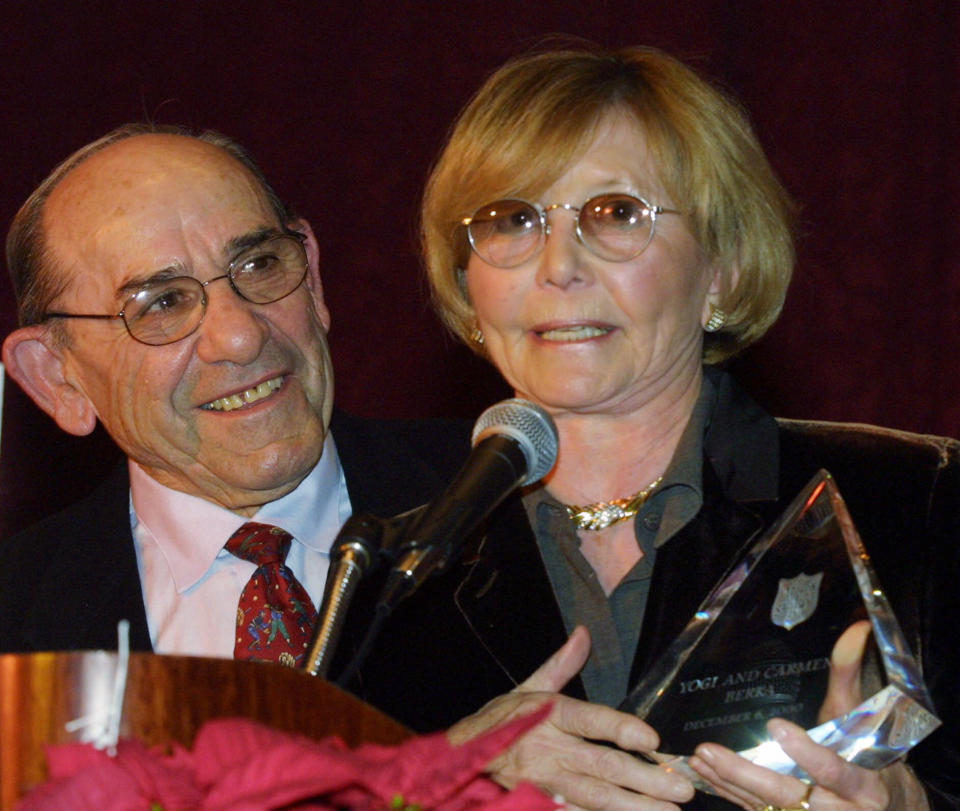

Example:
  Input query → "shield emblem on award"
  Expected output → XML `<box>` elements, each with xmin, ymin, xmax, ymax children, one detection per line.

<box><xmin>619</xmin><ymin>470</ymin><xmax>940</xmax><ymax>792</ymax></box>
<box><xmin>771</xmin><ymin>571</ymin><xmax>823</xmax><ymax>630</ymax></box>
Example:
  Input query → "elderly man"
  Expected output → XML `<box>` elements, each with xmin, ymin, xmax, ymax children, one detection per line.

<box><xmin>0</xmin><ymin>126</ymin><xmax>694</xmax><ymax>810</ymax></box>
<box><xmin>0</xmin><ymin>124</ymin><xmax>470</xmax><ymax>662</ymax></box>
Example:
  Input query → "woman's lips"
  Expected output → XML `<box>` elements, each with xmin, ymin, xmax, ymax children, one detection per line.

<box><xmin>535</xmin><ymin>324</ymin><xmax>614</xmax><ymax>342</ymax></box>
<box><xmin>200</xmin><ymin>375</ymin><xmax>285</xmax><ymax>412</ymax></box>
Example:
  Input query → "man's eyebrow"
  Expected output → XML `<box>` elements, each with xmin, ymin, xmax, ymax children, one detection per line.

<box><xmin>116</xmin><ymin>266</ymin><xmax>185</xmax><ymax>298</ymax></box>
<box><xmin>224</xmin><ymin>226</ymin><xmax>286</xmax><ymax>257</ymax></box>
<box><xmin>113</xmin><ymin>227</ymin><xmax>288</xmax><ymax>298</ymax></box>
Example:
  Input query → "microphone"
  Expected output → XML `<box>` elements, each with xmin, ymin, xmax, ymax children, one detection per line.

<box><xmin>377</xmin><ymin>398</ymin><xmax>559</xmax><ymax>612</ymax></box>
<box><xmin>302</xmin><ymin>512</ymin><xmax>382</xmax><ymax>677</ymax></box>
<box><xmin>303</xmin><ymin>508</ymin><xmax>421</xmax><ymax>678</ymax></box>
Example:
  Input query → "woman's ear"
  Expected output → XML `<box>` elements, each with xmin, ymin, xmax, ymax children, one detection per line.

<box><xmin>2</xmin><ymin>326</ymin><xmax>98</xmax><ymax>436</ymax></box>
<box><xmin>702</xmin><ymin>262</ymin><xmax>740</xmax><ymax>327</ymax></box>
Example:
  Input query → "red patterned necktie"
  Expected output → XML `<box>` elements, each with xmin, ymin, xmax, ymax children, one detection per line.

<box><xmin>225</xmin><ymin>522</ymin><xmax>318</xmax><ymax>667</ymax></box>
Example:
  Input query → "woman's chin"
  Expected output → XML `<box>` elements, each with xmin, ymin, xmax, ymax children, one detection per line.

<box><xmin>513</xmin><ymin>383</ymin><xmax>628</xmax><ymax>415</ymax></box>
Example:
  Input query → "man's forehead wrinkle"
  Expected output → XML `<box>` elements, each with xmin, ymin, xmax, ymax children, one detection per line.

<box><xmin>39</xmin><ymin>133</ymin><xmax>282</xmax><ymax>316</ymax></box>
<box><xmin>44</xmin><ymin>185</ymin><xmax>157</xmax><ymax>297</ymax></box>
<box><xmin>41</xmin><ymin>176</ymin><xmax>117</xmax><ymax>303</ymax></box>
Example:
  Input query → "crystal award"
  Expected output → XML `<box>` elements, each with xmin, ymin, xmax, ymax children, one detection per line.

<box><xmin>620</xmin><ymin>470</ymin><xmax>940</xmax><ymax>786</ymax></box>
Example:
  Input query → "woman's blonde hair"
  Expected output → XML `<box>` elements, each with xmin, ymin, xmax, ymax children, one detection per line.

<box><xmin>421</xmin><ymin>45</ymin><xmax>796</xmax><ymax>362</ymax></box>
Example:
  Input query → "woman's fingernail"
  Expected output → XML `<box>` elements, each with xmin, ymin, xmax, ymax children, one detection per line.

<box><xmin>672</xmin><ymin>778</ymin><xmax>694</xmax><ymax>800</ymax></box>
<box><xmin>695</xmin><ymin>745</ymin><xmax>715</xmax><ymax>763</ymax></box>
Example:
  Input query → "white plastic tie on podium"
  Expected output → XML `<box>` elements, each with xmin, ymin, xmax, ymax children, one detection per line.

<box><xmin>63</xmin><ymin>619</ymin><xmax>130</xmax><ymax>755</ymax></box>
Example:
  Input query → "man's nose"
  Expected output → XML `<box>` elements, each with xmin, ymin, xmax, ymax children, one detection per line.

<box><xmin>194</xmin><ymin>281</ymin><xmax>270</xmax><ymax>364</ymax></box>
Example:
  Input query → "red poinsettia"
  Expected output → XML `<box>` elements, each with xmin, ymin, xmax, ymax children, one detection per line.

<box><xmin>18</xmin><ymin>704</ymin><xmax>559</xmax><ymax>811</ymax></box>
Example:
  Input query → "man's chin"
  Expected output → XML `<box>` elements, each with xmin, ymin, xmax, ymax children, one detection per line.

<box><xmin>195</xmin><ymin>473</ymin><xmax>311</xmax><ymax>514</ymax></box>
<box><xmin>236</xmin><ymin>452</ymin><xmax>320</xmax><ymax>495</ymax></box>
<box><xmin>180</xmin><ymin>442</ymin><xmax>324</xmax><ymax>511</ymax></box>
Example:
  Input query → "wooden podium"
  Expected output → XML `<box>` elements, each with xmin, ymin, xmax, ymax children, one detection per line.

<box><xmin>0</xmin><ymin>651</ymin><xmax>411</xmax><ymax>808</ymax></box>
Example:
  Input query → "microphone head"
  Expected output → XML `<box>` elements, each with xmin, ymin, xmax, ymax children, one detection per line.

<box><xmin>471</xmin><ymin>398</ymin><xmax>559</xmax><ymax>484</ymax></box>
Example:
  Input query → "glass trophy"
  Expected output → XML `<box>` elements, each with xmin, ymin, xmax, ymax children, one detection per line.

<box><xmin>620</xmin><ymin>470</ymin><xmax>940</xmax><ymax>787</ymax></box>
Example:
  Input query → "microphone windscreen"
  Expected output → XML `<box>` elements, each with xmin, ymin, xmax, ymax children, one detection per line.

<box><xmin>471</xmin><ymin>398</ymin><xmax>558</xmax><ymax>485</ymax></box>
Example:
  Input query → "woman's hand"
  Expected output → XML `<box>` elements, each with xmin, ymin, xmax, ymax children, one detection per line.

<box><xmin>687</xmin><ymin>719</ymin><xmax>928</xmax><ymax>810</ymax></box>
<box><xmin>447</xmin><ymin>626</ymin><xmax>695</xmax><ymax>811</ymax></box>
<box><xmin>686</xmin><ymin>621</ymin><xmax>930</xmax><ymax>810</ymax></box>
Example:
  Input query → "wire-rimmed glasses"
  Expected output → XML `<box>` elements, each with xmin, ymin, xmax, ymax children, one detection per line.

<box><xmin>41</xmin><ymin>232</ymin><xmax>309</xmax><ymax>346</ymax></box>
<box><xmin>461</xmin><ymin>193</ymin><xmax>681</xmax><ymax>268</ymax></box>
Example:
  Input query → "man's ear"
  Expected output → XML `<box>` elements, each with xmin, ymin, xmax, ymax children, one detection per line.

<box><xmin>1</xmin><ymin>326</ymin><xmax>97</xmax><ymax>436</ymax></box>
<box><xmin>290</xmin><ymin>218</ymin><xmax>331</xmax><ymax>332</ymax></box>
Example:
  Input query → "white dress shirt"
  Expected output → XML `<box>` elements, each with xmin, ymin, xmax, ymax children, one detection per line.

<box><xmin>130</xmin><ymin>432</ymin><xmax>351</xmax><ymax>658</ymax></box>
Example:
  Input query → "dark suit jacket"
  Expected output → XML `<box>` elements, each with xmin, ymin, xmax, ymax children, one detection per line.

<box><xmin>0</xmin><ymin>410</ymin><xmax>472</xmax><ymax>654</ymax></box>
<box><xmin>336</xmin><ymin>369</ymin><xmax>960</xmax><ymax>809</ymax></box>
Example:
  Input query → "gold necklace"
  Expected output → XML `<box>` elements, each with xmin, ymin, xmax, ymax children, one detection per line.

<box><xmin>563</xmin><ymin>476</ymin><xmax>664</xmax><ymax>531</ymax></box>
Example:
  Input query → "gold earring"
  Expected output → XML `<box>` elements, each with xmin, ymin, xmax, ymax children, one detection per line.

<box><xmin>470</xmin><ymin>328</ymin><xmax>484</xmax><ymax>345</ymax></box>
<box><xmin>704</xmin><ymin>308</ymin><xmax>727</xmax><ymax>333</ymax></box>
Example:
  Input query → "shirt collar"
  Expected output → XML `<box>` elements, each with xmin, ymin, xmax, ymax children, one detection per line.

<box><xmin>130</xmin><ymin>431</ymin><xmax>348</xmax><ymax>592</ymax></box>
<box><xmin>645</xmin><ymin>373</ymin><xmax>713</xmax><ymax>547</ymax></box>
<box><xmin>701</xmin><ymin>365</ymin><xmax>780</xmax><ymax>502</ymax></box>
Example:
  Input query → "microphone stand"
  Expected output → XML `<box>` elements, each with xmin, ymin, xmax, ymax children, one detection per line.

<box><xmin>303</xmin><ymin>508</ymin><xmax>425</xmax><ymax>679</ymax></box>
<box><xmin>302</xmin><ymin>513</ymin><xmax>382</xmax><ymax>678</ymax></box>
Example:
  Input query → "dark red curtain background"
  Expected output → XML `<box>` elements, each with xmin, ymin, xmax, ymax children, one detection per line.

<box><xmin>2</xmin><ymin>1</ymin><xmax>959</xmax><ymax>537</ymax></box>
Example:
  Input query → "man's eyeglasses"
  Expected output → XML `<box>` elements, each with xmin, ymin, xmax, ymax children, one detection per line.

<box><xmin>41</xmin><ymin>233</ymin><xmax>309</xmax><ymax>346</ymax></box>
<box><xmin>461</xmin><ymin>194</ymin><xmax>681</xmax><ymax>268</ymax></box>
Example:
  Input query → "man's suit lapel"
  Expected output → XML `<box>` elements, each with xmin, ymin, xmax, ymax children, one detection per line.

<box><xmin>23</xmin><ymin>463</ymin><xmax>153</xmax><ymax>652</ymax></box>
<box><xmin>331</xmin><ymin>409</ymin><xmax>472</xmax><ymax>519</ymax></box>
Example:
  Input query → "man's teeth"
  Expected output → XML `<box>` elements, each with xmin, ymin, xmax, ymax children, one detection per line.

<box><xmin>539</xmin><ymin>325</ymin><xmax>611</xmax><ymax>341</ymax></box>
<box><xmin>203</xmin><ymin>376</ymin><xmax>283</xmax><ymax>412</ymax></box>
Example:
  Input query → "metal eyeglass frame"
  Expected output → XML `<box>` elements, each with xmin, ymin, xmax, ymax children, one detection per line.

<box><xmin>461</xmin><ymin>194</ymin><xmax>682</xmax><ymax>268</ymax></box>
<box><xmin>40</xmin><ymin>232</ymin><xmax>308</xmax><ymax>346</ymax></box>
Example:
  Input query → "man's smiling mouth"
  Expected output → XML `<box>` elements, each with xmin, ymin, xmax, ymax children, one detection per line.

<box><xmin>201</xmin><ymin>375</ymin><xmax>284</xmax><ymax>412</ymax></box>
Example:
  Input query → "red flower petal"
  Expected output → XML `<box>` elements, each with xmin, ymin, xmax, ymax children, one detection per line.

<box><xmin>22</xmin><ymin>704</ymin><xmax>558</xmax><ymax>810</ymax></box>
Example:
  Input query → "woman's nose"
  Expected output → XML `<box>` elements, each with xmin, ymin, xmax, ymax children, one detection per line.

<box><xmin>535</xmin><ymin>212</ymin><xmax>590</xmax><ymax>289</ymax></box>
